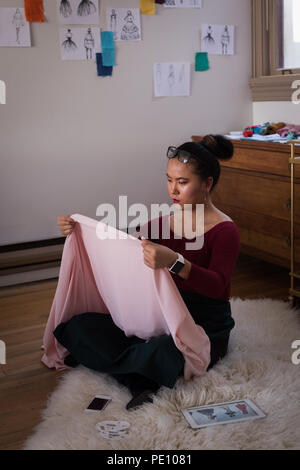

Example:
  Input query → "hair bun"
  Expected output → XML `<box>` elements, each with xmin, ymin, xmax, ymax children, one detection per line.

<box><xmin>201</xmin><ymin>134</ymin><xmax>234</xmax><ymax>161</ymax></box>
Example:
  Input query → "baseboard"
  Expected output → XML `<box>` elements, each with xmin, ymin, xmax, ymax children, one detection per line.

<box><xmin>0</xmin><ymin>239</ymin><xmax>64</xmax><ymax>287</ymax></box>
<box><xmin>0</xmin><ymin>266</ymin><xmax>60</xmax><ymax>288</ymax></box>
<box><xmin>0</xmin><ymin>227</ymin><xmax>135</xmax><ymax>287</ymax></box>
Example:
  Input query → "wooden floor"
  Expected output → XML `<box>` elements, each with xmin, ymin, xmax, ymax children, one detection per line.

<box><xmin>0</xmin><ymin>253</ymin><xmax>295</xmax><ymax>450</ymax></box>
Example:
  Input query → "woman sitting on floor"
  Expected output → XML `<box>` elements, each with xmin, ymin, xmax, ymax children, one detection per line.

<box><xmin>54</xmin><ymin>135</ymin><xmax>240</xmax><ymax>411</ymax></box>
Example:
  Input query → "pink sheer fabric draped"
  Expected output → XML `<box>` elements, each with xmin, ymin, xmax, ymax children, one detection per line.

<box><xmin>41</xmin><ymin>214</ymin><xmax>211</xmax><ymax>380</ymax></box>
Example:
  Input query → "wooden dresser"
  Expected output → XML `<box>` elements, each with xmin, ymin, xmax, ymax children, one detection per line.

<box><xmin>192</xmin><ymin>136</ymin><xmax>300</xmax><ymax>269</ymax></box>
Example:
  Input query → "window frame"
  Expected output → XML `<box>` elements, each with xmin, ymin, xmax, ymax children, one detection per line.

<box><xmin>250</xmin><ymin>0</ymin><xmax>300</xmax><ymax>101</ymax></box>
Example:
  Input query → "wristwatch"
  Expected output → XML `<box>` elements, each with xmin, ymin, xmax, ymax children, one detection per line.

<box><xmin>168</xmin><ymin>252</ymin><xmax>185</xmax><ymax>274</ymax></box>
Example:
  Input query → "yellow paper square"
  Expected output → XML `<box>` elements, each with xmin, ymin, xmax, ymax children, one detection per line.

<box><xmin>140</xmin><ymin>0</ymin><xmax>155</xmax><ymax>15</ymax></box>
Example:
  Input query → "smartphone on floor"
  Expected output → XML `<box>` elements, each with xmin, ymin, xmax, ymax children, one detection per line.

<box><xmin>85</xmin><ymin>395</ymin><xmax>112</xmax><ymax>412</ymax></box>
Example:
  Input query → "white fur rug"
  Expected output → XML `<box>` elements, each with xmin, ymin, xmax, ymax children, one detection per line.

<box><xmin>24</xmin><ymin>298</ymin><xmax>300</xmax><ymax>450</ymax></box>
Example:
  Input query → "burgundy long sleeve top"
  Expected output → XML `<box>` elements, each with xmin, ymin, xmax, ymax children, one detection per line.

<box><xmin>134</xmin><ymin>216</ymin><xmax>240</xmax><ymax>301</ymax></box>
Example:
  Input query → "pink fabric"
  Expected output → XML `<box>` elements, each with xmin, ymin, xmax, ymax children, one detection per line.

<box><xmin>277</xmin><ymin>124</ymin><xmax>300</xmax><ymax>137</ymax></box>
<box><xmin>41</xmin><ymin>214</ymin><xmax>211</xmax><ymax>380</ymax></box>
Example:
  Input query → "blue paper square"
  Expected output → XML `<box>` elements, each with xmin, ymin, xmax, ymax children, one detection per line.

<box><xmin>96</xmin><ymin>53</ymin><xmax>113</xmax><ymax>77</ymax></box>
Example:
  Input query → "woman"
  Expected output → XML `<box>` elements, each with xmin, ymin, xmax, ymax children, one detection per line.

<box><xmin>56</xmin><ymin>135</ymin><xmax>240</xmax><ymax>411</ymax></box>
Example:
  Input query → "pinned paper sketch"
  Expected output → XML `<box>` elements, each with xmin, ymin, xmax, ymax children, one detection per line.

<box><xmin>109</xmin><ymin>9</ymin><xmax>117</xmax><ymax>40</ymax></box>
<box><xmin>164</xmin><ymin>0</ymin><xmax>202</xmax><ymax>7</ymax></box>
<box><xmin>154</xmin><ymin>62</ymin><xmax>191</xmax><ymax>97</ymax></box>
<box><xmin>106</xmin><ymin>8</ymin><xmax>141</xmax><ymax>41</ymax></box>
<box><xmin>60</xmin><ymin>27</ymin><xmax>101</xmax><ymax>60</ymax></box>
<box><xmin>78</xmin><ymin>0</ymin><xmax>97</xmax><ymax>16</ymax></box>
<box><xmin>0</xmin><ymin>80</ymin><xmax>6</xmax><ymax>104</ymax></box>
<box><xmin>201</xmin><ymin>24</ymin><xmax>235</xmax><ymax>55</ymax></box>
<box><xmin>59</xmin><ymin>0</ymin><xmax>72</xmax><ymax>18</ymax></box>
<box><xmin>58</xmin><ymin>0</ymin><xmax>99</xmax><ymax>25</ymax></box>
<box><xmin>0</xmin><ymin>8</ymin><xmax>31</xmax><ymax>47</ymax></box>
<box><xmin>84</xmin><ymin>27</ymin><xmax>95</xmax><ymax>59</ymax></box>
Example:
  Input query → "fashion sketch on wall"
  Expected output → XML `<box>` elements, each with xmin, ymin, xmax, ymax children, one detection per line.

<box><xmin>221</xmin><ymin>25</ymin><xmax>230</xmax><ymax>54</ymax></box>
<box><xmin>58</xmin><ymin>0</ymin><xmax>99</xmax><ymax>25</ymax></box>
<box><xmin>154</xmin><ymin>62</ymin><xmax>191</xmax><ymax>97</ymax></box>
<box><xmin>155</xmin><ymin>63</ymin><xmax>162</xmax><ymax>95</ymax></box>
<box><xmin>121</xmin><ymin>10</ymin><xmax>140</xmax><ymax>40</ymax></box>
<box><xmin>106</xmin><ymin>8</ymin><xmax>141</xmax><ymax>41</ymax></box>
<box><xmin>109</xmin><ymin>8</ymin><xmax>117</xmax><ymax>40</ymax></box>
<box><xmin>12</xmin><ymin>8</ymin><xmax>24</xmax><ymax>44</ymax></box>
<box><xmin>203</xmin><ymin>25</ymin><xmax>215</xmax><ymax>47</ymax></box>
<box><xmin>83</xmin><ymin>27</ymin><xmax>94</xmax><ymax>59</ymax></box>
<box><xmin>0</xmin><ymin>7</ymin><xmax>31</xmax><ymax>47</ymax></box>
<box><xmin>59</xmin><ymin>0</ymin><xmax>72</xmax><ymax>17</ymax></box>
<box><xmin>60</xmin><ymin>26</ymin><xmax>100</xmax><ymax>60</ymax></box>
<box><xmin>201</xmin><ymin>24</ymin><xmax>235</xmax><ymax>55</ymax></box>
<box><xmin>61</xmin><ymin>28</ymin><xmax>77</xmax><ymax>52</ymax></box>
<box><xmin>77</xmin><ymin>0</ymin><xmax>96</xmax><ymax>17</ymax></box>
<box><xmin>167</xmin><ymin>64</ymin><xmax>176</xmax><ymax>95</ymax></box>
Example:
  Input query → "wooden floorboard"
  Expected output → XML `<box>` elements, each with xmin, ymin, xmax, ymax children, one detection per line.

<box><xmin>0</xmin><ymin>253</ymin><xmax>295</xmax><ymax>450</ymax></box>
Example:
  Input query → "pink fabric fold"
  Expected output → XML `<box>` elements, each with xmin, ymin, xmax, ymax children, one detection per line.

<box><xmin>41</xmin><ymin>214</ymin><xmax>211</xmax><ymax>380</ymax></box>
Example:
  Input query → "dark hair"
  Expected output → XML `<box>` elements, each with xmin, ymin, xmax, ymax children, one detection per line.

<box><xmin>177</xmin><ymin>135</ymin><xmax>234</xmax><ymax>192</ymax></box>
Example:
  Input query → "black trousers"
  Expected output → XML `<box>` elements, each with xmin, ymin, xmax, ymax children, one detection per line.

<box><xmin>109</xmin><ymin>334</ymin><xmax>230</xmax><ymax>396</ymax></box>
<box><xmin>54</xmin><ymin>289</ymin><xmax>234</xmax><ymax>397</ymax></box>
<box><xmin>59</xmin><ymin>317</ymin><xmax>229</xmax><ymax>397</ymax></box>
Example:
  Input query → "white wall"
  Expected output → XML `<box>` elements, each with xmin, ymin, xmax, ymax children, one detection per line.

<box><xmin>253</xmin><ymin>101</ymin><xmax>300</xmax><ymax>125</ymax></box>
<box><xmin>0</xmin><ymin>0</ymin><xmax>252</xmax><ymax>245</ymax></box>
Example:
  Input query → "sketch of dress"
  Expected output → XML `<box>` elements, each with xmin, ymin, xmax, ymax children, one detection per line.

<box><xmin>168</xmin><ymin>64</ymin><xmax>176</xmax><ymax>95</ymax></box>
<box><xmin>12</xmin><ymin>8</ymin><xmax>24</xmax><ymax>45</ymax></box>
<box><xmin>221</xmin><ymin>406</ymin><xmax>236</xmax><ymax>417</ymax></box>
<box><xmin>221</xmin><ymin>25</ymin><xmax>230</xmax><ymax>54</ymax></box>
<box><xmin>110</xmin><ymin>9</ymin><xmax>117</xmax><ymax>41</ymax></box>
<box><xmin>196</xmin><ymin>409</ymin><xmax>216</xmax><ymax>421</ymax></box>
<box><xmin>177</xmin><ymin>64</ymin><xmax>186</xmax><ymax>94</ymax></box>
<box><xmin>203</xmin><ymin>25</ymin><xmax>215</xmax><ymax>47</ymax></box>
<box><xmin>120</xmin><ymin>10</ymin><xmax>140</xmax><ymax>41</ymax></box>
<box><xmin>156</xmin><ymin>63</ymin><xmax>162</xmax><ymax>94</ymax></box>
<box><xmin>84</xmin><ymin>27</ymin><xmax>94</xmax><ymax>59</ymax></box>
<box><xmin>77</xmin><ymin>0</ymin><xmax>96</xmax><ymax>17</ymax></box>
<box><xmin>62</xmin><ymin>29</ymin><xmax>77</xmax><ymax>52</ymax></box>
<box><xmin>59</xmin><ymin>0</ymin><xmax>72</xmax><ymax>18</ymax></box>
<box><xmin>179</xmin><ymin>64</ymin><xmax>185</xmax><ymax>82</ymax></box>
<box><xmin>235</xmin><ymin>403</ymin><xmax>249</xmax><ymax>415</ymax></box>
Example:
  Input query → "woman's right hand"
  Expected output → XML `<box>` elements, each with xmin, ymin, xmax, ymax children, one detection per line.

<box><xmin>57</xmin><ymin>214</ymin><xmax>76</xmax><ymax>236</ymax></box>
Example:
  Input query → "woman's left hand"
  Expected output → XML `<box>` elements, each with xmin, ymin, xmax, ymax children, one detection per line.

<box><xmin>141</xmin><ymin>237</ymin><xmax>177</xmax><ymax>270</ymax></box>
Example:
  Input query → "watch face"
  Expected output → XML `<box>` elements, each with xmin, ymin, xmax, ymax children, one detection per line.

<box><xmin>170</xmin><ymin>260</ymin><xmax>185</xmax><ymax>274</ymax></box>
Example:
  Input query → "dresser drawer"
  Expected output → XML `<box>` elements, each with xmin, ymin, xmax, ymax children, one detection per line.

<box><xmin>227</xmin><ymin>145</ymin><xmax>289</xmax><ymax>176</ymax></box>
<box><xmin>226</xmin><ymin>141</ymin><xmax>300</xmax><ymax>178</ymax></box>
<box><xmin>239</xmin><ymin>228</ymin><xmax>300</xmax><ymax>268</ymax></box>
<box><xmin>192</xmin><ymin>135</ymin><xmax>300</xmax><ymax>267</ymax></box>
<box><xmin>191</xmin><ymin>136</ymin><xmax>300</xmax><ymax>178</ymax></box>
<box><xmin>213</xmin><ymin>167</ymin><xmax>300</xmax><ymax>223</ymax></box>
<box><xmin>210</xmin><ymin>202</ymin><xmax>300</xmax><ymax>266</ymax></box>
